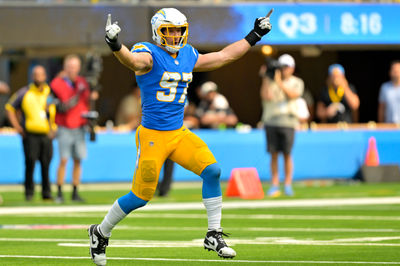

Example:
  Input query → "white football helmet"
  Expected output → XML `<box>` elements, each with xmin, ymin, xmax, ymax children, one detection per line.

<box><xmin>151</xmin><ymin>8</ymin><xmax>189</xmax><ymax>54</ymax></box>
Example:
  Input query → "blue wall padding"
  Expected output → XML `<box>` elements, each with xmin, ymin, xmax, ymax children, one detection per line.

<box><xmin>1</xmin><ymin>129</ymin><xmax>399</xmax><ymax>184</ymax></box>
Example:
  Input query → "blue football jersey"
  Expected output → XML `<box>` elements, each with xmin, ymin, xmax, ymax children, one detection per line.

<box><xmin>131</xmin><ymin>42</ymin><xmax>199</xmax><ymax>131</ymax></box>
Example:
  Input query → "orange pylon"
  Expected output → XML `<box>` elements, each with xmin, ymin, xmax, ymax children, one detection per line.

<box><xmin>225</xmin><ymin>168</ymin><xmax>264</xmax><ymax>199</ymax></box>
<box><xmin>365</xmin><ymin>137</ymin><xmax>379</xmax><ymax>166</ymax></box>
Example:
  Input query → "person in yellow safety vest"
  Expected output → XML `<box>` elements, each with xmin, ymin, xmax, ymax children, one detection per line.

<box><xmin>6</xmin><ymin>65</ymin><xmax>56</xmax><ymax>201</ymax></box>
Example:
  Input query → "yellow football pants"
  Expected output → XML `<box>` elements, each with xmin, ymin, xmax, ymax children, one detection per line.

<box><xmin>132</xmin><ymin>125</ymin><xmax>217</xmax><ymax>201</ymax></box>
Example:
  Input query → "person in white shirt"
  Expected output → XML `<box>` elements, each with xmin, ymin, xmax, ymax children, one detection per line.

<box><xmin>378</xmin><ymin>60</ymin><xmax>400</xmax><ymax>123</ymax></box>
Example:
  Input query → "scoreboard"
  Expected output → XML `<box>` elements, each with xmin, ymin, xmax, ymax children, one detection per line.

<box><xmin>226</xmin><ymin>3</ymin><xmax>400</xmax><ymax>45</ymax></box>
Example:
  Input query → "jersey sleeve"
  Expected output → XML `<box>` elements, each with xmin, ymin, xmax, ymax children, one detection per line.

<box><xmin>131</xmin><ymin>43</ymin><xmax>152</xmax><ymax>54</ymax></box>
<box><xmin>188</xmin><ymin>44</ymin><xmax>199</xmax><ymax>63</ymax></box>
<box><xmin>5</xmin><ymin>88</ymin><xmax>26</xmax><ymax>112</ymax></box>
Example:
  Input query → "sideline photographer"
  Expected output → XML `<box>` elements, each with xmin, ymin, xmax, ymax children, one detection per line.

<box><xmin>259</xmin><ymin>54</ymin><xmax>305</xmax><ymax>197</ymax></box>
<box><xmin>50</xmin><ymin>54</ymin><xmax>99</xmax><ymax>203</ymax></box>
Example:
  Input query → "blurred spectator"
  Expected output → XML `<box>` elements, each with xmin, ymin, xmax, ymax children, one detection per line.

<box><xmin>301</xmin><ymin>88</ymin><xmax>314</xmax><ymax>123</ymax></box>
<box><xmin>0</xmin><ymin>81</ymin><xmax>10</xmax><ymax>127</ymax></box>
<box><xmin>316</xmin><ymin>64</ymin><xmax>360</xmax><ymax>123</ymax></box>
<box><xmin>115</xmin><ymin>82</ymin><xmax>141</xmax><ymax>130</ymax></box>
<box><xmin>5</xmin><ymin>65</ymin><xmax>56</xmax><ymax>201</ymax></box>
<box><xmin>183</xmin><ymin>102</ymin><xmax>200</xmax><ymax>129</ymax></box>
<box><xmin>260</xmin><ymin>54</ymin><xmax>304</xmax><ymax>197</ymax></box>
<box><xmin>378</xmin><ymin>60</ymin><xmax>400</xmax><ymax>123</ymax></box>
<box><xmin>51</xmin><ymin>54</ymin><xmax>98</xmax><ymax>203</ymax></box>
<box><xmin>196</xmin><ymin>81</ymin><xmax>238</xmax><ymax>129</ymax></box>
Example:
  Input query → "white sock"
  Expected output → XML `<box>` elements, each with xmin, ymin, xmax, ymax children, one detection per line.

<box><xmin>203</xmin><ymin>196</ymin><xmax>222</xmax><ymax>231</ymax></box>
<box><xmin>99</xmin><ymin>200</ymin><xmax>127</xmax><ymax>238</ymax></box>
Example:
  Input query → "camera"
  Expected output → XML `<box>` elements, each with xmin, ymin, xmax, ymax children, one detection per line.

<box><xmin>81</xmin><ymin>111</ymin><xmax>99</xmax><ymax>142</ymax></box>
<box><xmin>264</xmin><ymin>57</ymin><xmax>284</xmax><ymax>79</ymax></box>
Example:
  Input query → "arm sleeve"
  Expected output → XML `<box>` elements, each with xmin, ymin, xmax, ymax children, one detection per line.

<box><xmin>50</xmin><ymin>85</ymin><xmax>81</xmax><ymax>113</ymax></box>
<box><xmin>5</xmin><ymin>88</ymin><xmax>25</xmax><ymax>112</ymax></box>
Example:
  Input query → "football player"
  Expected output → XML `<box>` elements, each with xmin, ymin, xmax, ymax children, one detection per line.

<box><xmin>89</xmin><ymin>8</ymin><xmax>272</xmax><ymax>265</ymax></box>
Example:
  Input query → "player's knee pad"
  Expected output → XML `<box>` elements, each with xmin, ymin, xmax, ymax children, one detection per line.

<box><xmin>133</xmin><ymin>159</ymin><xmax>158</xmax><ymax>201</ymax></box>
<box><xmin>141</xmin><ymin>160</ymin><xmax>157</xmax><ymax>182</ymax></box>
<box><xmin>200</xmin><ymin>163</ymin><xmax>221</xmax><ymax>182</ymax></box>
<box><xmin>118</xmin><ymin>191</ymin><xmax>148</xmax><ymax>214</ymax></box>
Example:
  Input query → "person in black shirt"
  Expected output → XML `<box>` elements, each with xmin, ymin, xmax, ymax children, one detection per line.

<box><xmin>316</xmin><ymin>64</ymin><xmax>360</xmax><ymax>123</ymax></box>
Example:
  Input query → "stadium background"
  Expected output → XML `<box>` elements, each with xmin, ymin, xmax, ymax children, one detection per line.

<box><xmin>0</xmin><ymin>1</ymin><xmax>400</xmax><ymax>184</ymax></box>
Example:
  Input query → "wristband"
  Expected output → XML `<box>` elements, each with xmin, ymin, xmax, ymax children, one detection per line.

<box><xmin>105</xmin><ymin>36</ymin><xmax>122</xmax><ymax>52</ymax></box>
<box><xmin>244</xmin><ymin>30</ymin><xmax>261</xmax><ymax>46</ymax></box>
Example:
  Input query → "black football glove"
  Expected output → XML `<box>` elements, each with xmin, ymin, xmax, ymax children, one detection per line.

<box><xmin>245</xmin><ymin>9</ymin><xmax>273</xmax><ymax>46</ymax></box>
<box><xmin>105</xmin><ymin>14</ymin><xmax>122</xmax><ymax>52</ymax></box>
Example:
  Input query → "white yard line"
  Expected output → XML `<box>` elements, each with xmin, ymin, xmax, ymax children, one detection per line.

<box><xmin>13</xmin><ymin>212</ymin><xmax>400</xmax><ymax>221</ymax></box>
<box><xmin>59</xmin><ymin>242</ymin><xmax>400</xmax><ymax>248</ymax></box>
<box><xmin>0</xmin><ymin>255</ymin><xmax>399</xmax><ymax>264</ymax></box>
<box><xmin>2</xmin><ymin>236</ymin><xmax>400</xmax><ymax>247</ymax></box>
<box><xmin>2</xmin><ymin>197</ymin><xmax>400</xmax><ymax>215</ymax></box>
<box><xmin>2</xmin><ymin>224</ymin><xmax>399</xmax><ymax>233</ymax></box>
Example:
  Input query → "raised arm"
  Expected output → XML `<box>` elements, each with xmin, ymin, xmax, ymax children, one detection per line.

<box><xmin>113</xmin><ymin>45</ymin><xmax>153</xmax><ymax>74</ymax></box>
<box><xmin>194</xmin><ymin>9</ymin><xmax>273</xmax><ymax>72</ymax></box>
<box><xmin>194</xmin><ymin>40</ymin><xmax>250</xmax><ymax>72</ymax></box>
<box><xmin>105</xmin><ymin>14</ymin><xmax>153</xmax><ymax>74</ymax></box>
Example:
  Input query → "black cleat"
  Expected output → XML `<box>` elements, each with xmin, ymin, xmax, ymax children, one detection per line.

<box><xmin>88</xmin><ymin>224</ymin><xmax>108</xmax><ymax>265</ymax></box>
<box><xmin>25</xmin><ymin>194</ymin><xmax>33</xmax><ymax>202</ymax></box>
<box><xmin>42</xmin><ymin>195</ymin><xmax>54</xmax><ymax>202</ymax></box>
<box><xmin>72</xmin><ymin>193</ymin><xmax>85</xmax><ymax>202</ymax></box>
<box><xmin>204</xmin><ymin>228</ymin><xmax>236</xmax><ymax>258</ymax></box>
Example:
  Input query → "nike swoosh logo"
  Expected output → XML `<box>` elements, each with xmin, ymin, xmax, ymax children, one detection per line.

<box><xmin>90</xmin><ymin>234</ymin><xmax>99</xmax><ymax>248</ymax></box>
<box><xmin>205</xmin><ymin>237</ymin><xmax>218</xmax><ymax>249</ymax></box>
<box><xmin>208</xmin><ymin>239</ymin><xmax>216</xmax><ymax>246</ymax></box>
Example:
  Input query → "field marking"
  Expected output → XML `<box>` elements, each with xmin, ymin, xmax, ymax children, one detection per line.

<box><xmin>2</xmin><ymin>197</ymin><xmax>400</xmax><ymax>215</ymax></box>
<box><xmin>123</xmin><ymin>213</ymin><xmax>400</xmax><ymax>221</ymax></box>
<box><xmin>0</xmin><ymin>237</ymin><xmax>84</xmax><ymax>242</ymax></box>
<box><xmin>2</xmin><ymin>236</ymin><xmax>400</xmax><ymax>247</ymax></box>
<box><xmin>0</xmin><ymin>255</ymin><xmax>400</xmax><ymax>264</ymax></box>
<box><xmin>2</xmin><ymin>224</ymin><xmax>400</xmax><ymax>233</ymax></box>
<box><xmin>18</xmin><ymin>212</ymin><xmax>400</xmax><ymax>221</ymax></box>
<box><xmin>59</xmin><ymin>242</ymin><xmax>400</xmax><ymax>247</ymax></box>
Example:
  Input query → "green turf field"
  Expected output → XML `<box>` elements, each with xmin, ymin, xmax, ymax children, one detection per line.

<box><xmin>1</xmin><ymin>182</ymin><xmax>400</xmax><ymax>265</ymax></box>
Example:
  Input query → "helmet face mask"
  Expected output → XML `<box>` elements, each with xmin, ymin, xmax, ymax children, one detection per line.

<box><xmin>158</xmin><ymin>24</ymin><xmax>188</xmax><ymax>51</ymax></box>
<box><xmin>151</xmin><ymin>8</ymin><xmax>189</xmax><ymax>53</ymax></box>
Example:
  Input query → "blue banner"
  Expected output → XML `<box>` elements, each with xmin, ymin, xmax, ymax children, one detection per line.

<box><xmin>230</xmin><ymin>3</ymin><xmax>400</xmax><ymax>45</ymax></box>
